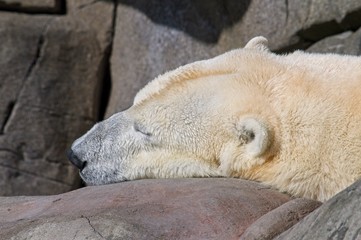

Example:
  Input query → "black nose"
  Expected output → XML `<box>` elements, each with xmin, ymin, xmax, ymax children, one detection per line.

<box><xmin>67</xmin><ymin>149</ymin><xmax>87</xmax><ymax>171</ymax></box>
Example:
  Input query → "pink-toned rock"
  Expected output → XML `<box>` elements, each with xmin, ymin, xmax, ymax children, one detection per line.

<box><xmin>240</xmin><ymin>198</ymin><xmax>322</xmax><ymax>240</ymax></box>
<box><xmin>0</xmin><ymin>178</ymin><xmax>320</xmax><ymax>239</ymax></box>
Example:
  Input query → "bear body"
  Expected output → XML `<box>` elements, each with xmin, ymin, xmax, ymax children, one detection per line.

<box><xmin>69</xmin><ymin>37</ymin><xmax>361</xmax><ymax>201</ymax></box>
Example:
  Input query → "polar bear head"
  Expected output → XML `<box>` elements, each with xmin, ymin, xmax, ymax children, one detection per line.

<box><xmin>69</xmin><ymin>36</ymin><xmax>361</xmax><ymax>201</ymax></box>
<box><xmin>68</xmin><ymin>37</ymin><xmax>280</xmax><ymax>186</ymax></box>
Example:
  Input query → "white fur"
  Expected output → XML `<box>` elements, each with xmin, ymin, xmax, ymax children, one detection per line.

<box><xmin>71</xmin><ymin>36</ymin><xmax>361</xmax><ymax>202</ymax></box>
<box><xmin>237</xmin><ymin>117</ymin><xmax>270</xmax><ymax>158</ymax></box>
<box><xmin>244</xmin><ymin>36</ymin><xmax>269</xmax><ymax>52</ymax></box>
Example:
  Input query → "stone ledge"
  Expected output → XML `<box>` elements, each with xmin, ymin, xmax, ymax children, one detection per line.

<box><xmin>0</xmin><ymin>178</ymin><xmax>321</xmax><ymax>239</ymax></box>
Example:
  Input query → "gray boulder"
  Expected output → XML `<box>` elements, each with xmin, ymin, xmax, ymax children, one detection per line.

<box><xmin>307</xmin><ymin>27</ymin><xmax>361</xmax><ymax>55</ymax></box>
<box><xmin>275</xmin><ymin>178</ymin><xmax>361</xmax><ymax>240</ymax></box>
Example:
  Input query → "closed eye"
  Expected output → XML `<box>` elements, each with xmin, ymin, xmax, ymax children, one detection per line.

<box><xmin>134</xmin><ymin>123</ymin><xmax>152</xmax><ymax>137</ymax></box>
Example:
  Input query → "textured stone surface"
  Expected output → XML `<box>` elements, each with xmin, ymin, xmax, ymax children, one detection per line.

<box><xmin>240</xmin><ymin>198</ymin><xmax>322</xmax><ymax>240</ymax></box>
<box><xmin>275</xmin><ymin>178</ymin><xmax>361</xmax><ymax>240</ymax></box>
<box><xmin>307</xmin><ymin>27</ymin><xmax>361</xmax><ymax>55</ymax></box>
<box><xmin>0</xmin><ymin>178</ymin><xmax>318</xmax><ymax>240</ymax></box>
<box><xmin>0</xmin><ymin>0</ymin><xmax>65</xmax><ymax>14</ymax></box>
<box><xmin>0</xmin><ymin>0</ymin><xmax>115</xmax><ymax>195</ymax></box>
<box><xmin>107</xmin><ymin>0</ymin><xmax>361</xmax><ymax>115</ymax></box>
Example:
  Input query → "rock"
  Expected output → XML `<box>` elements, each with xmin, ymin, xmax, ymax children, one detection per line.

<box><xmin>0</xmin><ymin>178</ymin><xmax>320</xmax><ymax>239</ymax></box>
<box><xmin>107</xmin><ymin>0</ymin><xmax>361</xmax><ymax>115</ymax></box>
<box><xmin>275</xmin><ymin>178</ymin><xmax>361</xmax><ymax>240</ymax></box>
<box><xmin>240</xmin><ymin>198</ymin><xmax>322</xmax><ymax>240</ymax></box>
<box><xmin>0</xmin><ymin>0</ymin><xmax>115</xmax><ymax>195</ymax></box>
<box><xmin>0</xmin><ymin>0</ymin><xmax>65</xmax><ymax>14</ymax></box>
<box><xmin>307</xmin><ymin>27</ymin><xmax>361</xmax><ymax>55</ymax></box>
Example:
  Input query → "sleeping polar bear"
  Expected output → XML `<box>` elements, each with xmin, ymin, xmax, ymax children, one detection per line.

<box><xmin>68</xmin><ymin>37</ymin><xmax>361</xmax><ymax>202</ymax></box>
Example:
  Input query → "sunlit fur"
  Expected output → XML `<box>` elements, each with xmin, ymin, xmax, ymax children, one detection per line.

<box><xmin>71</xmin><ymin>37</ymin><xmax>361</xmax><ymax>202</ymax></box>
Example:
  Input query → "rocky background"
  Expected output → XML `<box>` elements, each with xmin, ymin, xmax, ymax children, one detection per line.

<box><xmin>0</xmin><ymin>0</ymin><xmax>361</xmax><ymax>239</ymax></box>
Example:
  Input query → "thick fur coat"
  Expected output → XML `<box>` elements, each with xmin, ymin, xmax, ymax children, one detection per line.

<box><xmin>69</xmin><ymin>37</ymin><xmax>361</xmax><ymax>201</ymax></box>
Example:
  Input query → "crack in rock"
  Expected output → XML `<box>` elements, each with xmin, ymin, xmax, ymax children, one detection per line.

<box><xmin>0</xmin><ymin>101</ymin><xmax>15</xmax><ymax>134</ymax></box>
<box><xmin>83</xmin><ymin>216</ymin><xmax>105</xmax><ymax>239</ymax></box>
<box><xmin>97</xmin><ymin>0</ymin><xmax>117</xmax><ymax>120</ymax></box>
<box><xmin>284</xmin><ymin>0</ymin><xmax>289</xmax><ymax>24</ymax></box>
<box><xmin>1</xmin><ymin>19</ymin><xmax>51</xmax><ymax>134</ymax></box>
<box><xmin>78</xmin><ymin>0</ymin><xmax>102</xmax><ymax>10</ymax></box>
<box><xmin>23</xmin><ymin>28</ymin><xmax>45</xmax><ymax>90</ymax></box>
<box><xmin>71</xmin><ymin>229</ymin><xmax>79</xmax><ymax>240</ymax></box>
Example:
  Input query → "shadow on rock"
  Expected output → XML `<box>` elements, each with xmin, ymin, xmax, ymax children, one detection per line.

<box><xmin>114</xmin><ymin>0</ymin><xmax>251</xmax><ymax>43</ymax></box>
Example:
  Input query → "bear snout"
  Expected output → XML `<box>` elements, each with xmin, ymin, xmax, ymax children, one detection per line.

<box><xmin>67</xmin><ymin>149</ymin><xmax>87</xmax><ymax>171</ymax></box>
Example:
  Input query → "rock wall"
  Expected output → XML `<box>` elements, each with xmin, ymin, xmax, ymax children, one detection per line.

<box><xmin>0</xmin><ymin>0</ymin><xmax>115</xmax><ymax>195</ymax></box>
<box><xmin>0</xmin><ymin>0</ymin><xmax>361</xmax><ymax>196</ymax></box>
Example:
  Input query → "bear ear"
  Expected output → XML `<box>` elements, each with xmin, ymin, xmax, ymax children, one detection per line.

<box><xmin>236</xmin><ymin>117</ymin><xmax>270</xmax><ymax>158</ymax></box>
<box><xmin>244</xmin><ymin>36</ymin><xmax>269</xmax><ymax>52</ymax></box>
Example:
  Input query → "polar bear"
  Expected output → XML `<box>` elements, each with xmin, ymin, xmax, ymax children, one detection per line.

<box><xmin>68</xmin><ymin>37</ymin><xmax>361</xmax><ymax>202</ymax></box>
